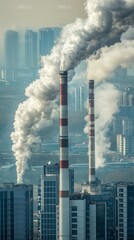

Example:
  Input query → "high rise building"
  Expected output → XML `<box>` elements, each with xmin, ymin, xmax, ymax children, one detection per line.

<box><xmin>56</xmin><ymin>187</ymin><xmax>116</xmax><ymax>240</ymax></box>
<box><xmin>69</xmin><ymin>85</ymin><xmax>87</xmax><ymax>113</ymax></box>
<box><xmin>39</xmin><ymin>28</ymin><xmax>54</xmax><ymax>56</ymax></box>
<box><xmin>39</xmin><ymin>27</ymin><xmax>61</xmax><ymax>57</ymax></box>
<box><xmin>112</xmin><ymin>87</ymin><xmax>134</xmax><ymax>156</ymax></box>
<box><xmin>25</xmin><ymin>30</ymin><xmax>38</xmax><ymax>69</ymax></box>
<box><xmin>25</xmin><ymin>30</ymin><xmax>38</xmax><ymax>79</ymax></box>
<box><xmin>0</xmin><ymin>183</ymin><xmax>33</xmax><ymax>240</ymax></box>
<box><xmin>116</xmin><ymin>182</ymin><xmax>134</xmax><ymax>240</ymax></box>
<box><xmin>40</xmin><ymin>163</ymin><xmax>74</xmax><ymax>240</ymax></box>
<box><xmin>4</xmin><ymin>30</ymin><xmax>19</xmax><ymax>81</ymax></box>
<box><xmin>40</xmin><ymin>163</ymin><xmax>59</xmax><ymax>240</ymax></box>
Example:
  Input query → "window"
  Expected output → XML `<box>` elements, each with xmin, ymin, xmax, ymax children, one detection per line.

<box><xmin>72</xmin><ymin>224</ymin><xmax>77</xmax><ymax>228</ymax></box>
<box><xmin>72</xmin><ymin>206</ymin><xmax>77</xmax><ymax>211</ymax></box>
<box><xmin>119</xmin><ymin>188</ymin><xmax>123</xmax><ymax>192</ymax></box>
<box><xmin>72</xmin><ymin>212</ymin><xmax>77</xmax><ymax>217</ymax></box>
<box><xmin>72</xmin><ymin>218</ymin><xmax>77</xmax><ymax>223</ymax></box>
<box><xmin>72</xmin><ymin>230</ymin><xmax>77</xmax><ymax>235</ymax></box>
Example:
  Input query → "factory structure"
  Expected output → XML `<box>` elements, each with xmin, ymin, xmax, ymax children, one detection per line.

<box><xmin>1</xmin><ymin>71</ymin><xmax>134</xmax><ymax>239</ymax></box>
<box><xmin>38</xmin><ymin>71</ymin><xmax>134</xmax><ymax>240</ymax></box>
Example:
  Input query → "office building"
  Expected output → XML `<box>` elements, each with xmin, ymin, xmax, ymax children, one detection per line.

<box><xmin>0</xmin><ymin>183</ymin><xmax>33</xmax><ymax>240</ymax></box>
<box><xmin>25</xmin><ymin>30</ymin><xmax>38</xmax><ymax>70</ymax></box>
<box><xmin>115</xmin><ymin>117</ymin><xmax>134</xmax><ymax>156</ymax></box>
<box><xmin>39</xmin><ymin>27</ymin><xmax>61</xmax><ymax>57</ymax></box>
<box><xmin>116</xmin><ymin>182</ymin><xmax>134</xmax><ymax>240</ymax></box>
<box><xmin>55</xmin><ymin>187</ymin><xmax>115</xmax><ymax>240</ymax></box>
<box><xmin>40</xmin><ymin>163</ymin><xmax>59</xmax><ymax>240</ymax></box>
<box><xmin>4</xmin><ymin>30</ymin><xmax>19</xmax><ymax>81</ymax></box>
<box><xmin>112</xmin><ymin>87</ymin><xmax>134</xmax><ymax>157</ymax></box>
<box><xmin>25</xmin><ymin>30</ymin><xmax>38</xmax><ymax>79</ymax></box>
<box><xmin>39</xmin><ymin>28</ymin><xmax>54</xmax><ymax>56</ymax></box>
<box><xmin>68</xmin><ymin>85</ymin><xmax>87</xmax><ymax>113</ymax></box>
<box><xmin>40</xmin><ymin>163</ymin><xmax>74</xmax><ymax>240</ymax></box>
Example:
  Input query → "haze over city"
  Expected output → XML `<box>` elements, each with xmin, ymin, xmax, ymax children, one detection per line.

<box><xmin>0</xmin><ymin>0</ymin><xmax>134</xmax><ymax>239</ymax></box>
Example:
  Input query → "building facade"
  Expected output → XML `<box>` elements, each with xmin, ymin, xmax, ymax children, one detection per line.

<box><xmin>0</xmin><ymin>183</ymin><xmax>33</xmax><ymax>240</ymax></box>
<box><xmin>40</xmin><ymin>163</ymin><xmax>74</xmax><ymax>240</ymax></box>
<box><xmin>116</xmin><ymin>183</ymin><xmax>134</xmax><ymax>240</ymax></box>
<box><xmin>4</xmin><ymin>30</ymin><xmax>19</xmax><ymax>81</ymax></box>
<box><xmin>25</xmin><ymin>30</ymin><xmax>38</xmax><ymax>70</ymax></box>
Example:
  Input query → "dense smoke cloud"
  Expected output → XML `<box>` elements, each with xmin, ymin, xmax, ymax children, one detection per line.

<box><xmin>95</xmin><ymin>84</ymin><xmax>119</xmax><ymax>167</ymax></box>
<box><xmin>88</xmin><ymin>28</ymin><xmax>134</xmax><ymax>81</ymax></box>
<box><xmin>86</xmin><ymin>27</ymin><xmax>134</xmax><ymax>166</ymax></box>
<box><xmin>11</xmin><ymin>0</ymin><xmax>134</xmax><ymax>183</ymax></box>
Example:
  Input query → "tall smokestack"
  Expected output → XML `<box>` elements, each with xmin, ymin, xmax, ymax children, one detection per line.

<box><xmin>88</xmin><ymin>80</ymin><xmax>96</xmax><ymax>183</ymax></box>
<box><xmin>59</xmin><ymin>71</ymin><xmax>70</xmax><ymax>240</ymax></box>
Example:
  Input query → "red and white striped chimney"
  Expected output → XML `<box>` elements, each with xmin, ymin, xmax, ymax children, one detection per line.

<box><xmin>59</xmin><ymin>71</ymin><xmax>70</xmax><ymax>240</ymax></box>
<box><xmin>88</xmin><ymin>80</ymin><xmax>96</xmax><ymax>183</ymax></box>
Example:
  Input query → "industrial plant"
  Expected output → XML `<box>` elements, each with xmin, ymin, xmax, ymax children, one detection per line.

<box><xmin>0</xmin><ymin>0</ymin><xmax>134</xmax><ymax>239</ymax></box>
<box><xmin>38</xmin><ymin>72</ymin><xmax>134</xmax><ymax>240</ymax></box>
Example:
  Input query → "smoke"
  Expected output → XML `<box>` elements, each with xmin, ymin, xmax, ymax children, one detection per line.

<box><xmin>11</xmin><ymin>0</ymin><xmax>134</xmax><ymax>183</ymax></box>
<box><xmin>86</xmin><ymin>27</ymin><xmax>134</xmax><ymax>166</ymax></box>
<box><xmin>95</xmin><ymin>83</ymin><xmax>119</xmax><ymax>167</ymax></box>
<box><xmin>88</xmin><ymin>28</ymin><xmax>134</xmax><ymax>81</ymax></box>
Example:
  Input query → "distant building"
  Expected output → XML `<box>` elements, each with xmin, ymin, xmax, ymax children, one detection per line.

<box><xmin>39</xmin><ymin>27</ymin><xmax>61</xmax><ymax>57</ymax></box>
<box><xmin>68</xmin><ymin>85</ymin><xmax>87</xmax><ymax>113</ymax></box>
<box><xmin>0</xmin><ymin>183</ymin><xmax>33</xmax><ymax>240</ymax></box>
<box><xmin>4</xmin><ymin>30</ymin><xmax>19</xmax><ymax>81</ymax></box>
<box><xmin>25</xmin><ymin>30</ymin><xmax>38</xmax><ymax>72</ymax></box>
<box><xmin>39</xmin><ymin>28</ymin><xmax>54</xmax><ymax>57</ymax></box>
<box><xmin>112</xmin><ymin>87</ymin><xmax>134</xmax><ymax>157</ymax></box>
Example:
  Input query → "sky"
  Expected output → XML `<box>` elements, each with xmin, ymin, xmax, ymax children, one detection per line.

<box><xmin>0</xmin><ymin>0</ymin><xmax>86</xmax><ymax>59</ymax></box>
<box><xmin>0</xmin><ymin>0</ymin><xmax>86</xmax><ymax>31</ymax></box>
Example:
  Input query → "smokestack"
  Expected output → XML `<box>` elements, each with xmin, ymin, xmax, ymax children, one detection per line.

<box><xmin>59</xmin><ymin>71</ymin><xmax>70</xmax><ymax>240</ymax></box>
<box><xmin>88</xmin><ymin>80</ymin><xmax>96</xmax><ymax>183</ymax></box>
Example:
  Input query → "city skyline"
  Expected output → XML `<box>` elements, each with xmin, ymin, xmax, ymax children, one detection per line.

<box><xmin>0</xmin><ymin>0</ymin><xmax>133</xmax><ymax>183</ymax></box>
<box><xmin>0</xmin><ymin>1</ymin><xmax>134</xmax><ymax>238</ymax></box>
<box><xmin>0</xmin><ymin>0</ymin><xmax>86</xmax><ymax>53</ymax></box>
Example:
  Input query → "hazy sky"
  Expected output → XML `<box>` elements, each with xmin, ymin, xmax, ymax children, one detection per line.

<box><xmin>0</xmin><ymin>0</ymin><xmax>86</xmax><ymax>31</ymax></box>
<box><xmin>0</xmin><ymin>0</ymin><xmax>86</xmax><ymax>58</ymax></box>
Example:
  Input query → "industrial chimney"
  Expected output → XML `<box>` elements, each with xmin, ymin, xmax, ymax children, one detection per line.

<box><xmin>88</xmin><ymin>80</ymin><xmax>96</xmax><ymax>183</ymax></box>
<box><xmin>82</xmin><ymin>80</ymin><xmax>101</xmax><ymax>194</ymax></box>
<box><xmin>59</xmin><ymin>71</ymin><xmax>70</xmax><ymax>240</ymax></box>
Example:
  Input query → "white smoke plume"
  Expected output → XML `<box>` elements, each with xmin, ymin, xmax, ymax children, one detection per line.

<box><xmin>86</xmin><ymin>27</ymin><xmax>134</xmax><ymax>166</ymax></box>
<box><xmin>95</xmin><ymin>84</ymin><xmax>119</xmax><ymax>167</ymax></box>
<box><xmin>11</xmin><ymin>0</ymin><xmax>134</xmax><ymax>183</ymax></box>
<box><xmin>88</xmin><ymin>28</ymin><xmax>134</xmax><ymax>81</ymax></box>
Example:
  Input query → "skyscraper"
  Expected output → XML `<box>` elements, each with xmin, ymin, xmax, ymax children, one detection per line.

<box><xmin>4</xmin><ymin>30</ymin><xmax>19</xmax><ymax>81</ymax></box>
<box><xmin>25</xmin><ymin>30</ymin><xmax>38</xmax><ymax>69</ymax></box>
<box><xmin>40</xmin><ymin>163</ymin><xmax>74</xmax><ymax>240</ymax></box>
<box><xmin>40</xmin><ymin>163</ymin><xmax>59</xmax><ymax>240</ymax></box>
<box><xmin>0</xmin><ymin>183</ymin><xmax>33</xmax><ymax>240</ymax></box>
<box><xmin>116</xmin><ymin>182</ymin><xmax>134</xmax><ymax>240</ymax></box>
<box><xmin>39</xmin><ymin>28</ymin><xmax>54</xmax><ymax>56</ymax></box>
<box><xmin>39</xmin><ymin>27</ymin><xmax>61</xmax><ymax>57</ymax></box>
